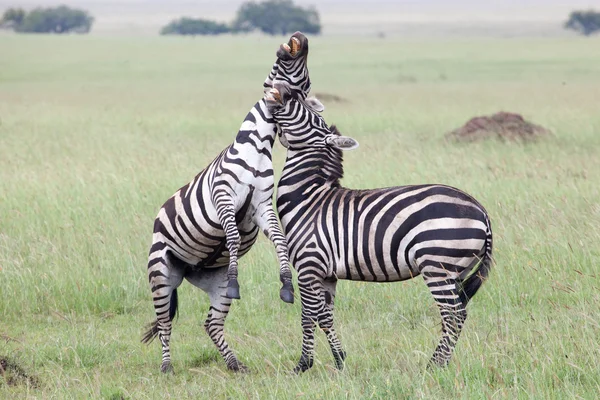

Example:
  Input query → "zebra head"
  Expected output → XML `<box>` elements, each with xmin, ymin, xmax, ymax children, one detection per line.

<box><xmin>265</xmin><ymin>81</ymin><xmax>359</xmax><ymax>151</ymax></box>
<box><xmin>272</xmin><ymin>32</ymin><xmax>312</xmax><ymax>100</ymax></box>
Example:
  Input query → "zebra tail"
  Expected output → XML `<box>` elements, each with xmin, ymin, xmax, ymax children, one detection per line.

<box><xmin>141</xmin><ymin>288</ymin><xmax>179</xmax><ymax>344</ymax></box>
<box><xmin>459</xmin><ymin>222</ymin><xmax>493</xmax><ymax>305</ymax></box>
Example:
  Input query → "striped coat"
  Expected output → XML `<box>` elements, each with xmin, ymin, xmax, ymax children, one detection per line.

<box><xmin>265</xmin><ymin>82</ymin><xmax>493</xmax><ymax>373</ymax></box>
<box><xmin>143</xmin><ymin>33</ymin><xmax>311</xmax><ymax>373</ymax></box>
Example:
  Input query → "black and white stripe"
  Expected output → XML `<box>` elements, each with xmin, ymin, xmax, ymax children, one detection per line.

<box><xmin>266</xmin><ymin>82</ymin><xmax>493</xmax><ymax>373</ymax></box>
<box><xmin>142</xmin><ymin>33</ymin><xmax>312</xmax><ymax>373</ymax></box>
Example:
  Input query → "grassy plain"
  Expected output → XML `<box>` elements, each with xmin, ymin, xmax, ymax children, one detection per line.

<box><xmin>1</xmin><ymin>35</ymin><xmax>599</xmax><ymax>398</ymax></box>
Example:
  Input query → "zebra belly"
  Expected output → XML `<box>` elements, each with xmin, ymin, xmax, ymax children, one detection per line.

<box><xmin>156</xmin><ymin>220</ymin><xmax>259</xmax><ymax>269</ymax></box>
<box><xmin>333</xmin><ymin>247</ymin><xmax>417</xmax><ymax>282</ymax></box>
<box><xmin>153</xmin><ymin>188</ymin><xmax>260</xmax><ymax>269</ymax></box>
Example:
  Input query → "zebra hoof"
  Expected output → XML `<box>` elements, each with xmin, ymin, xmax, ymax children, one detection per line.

<box><xmin>292</xmin><ymin>355</ymin><xmax>313</xmax><ymax>374</ymax></box>
<box><xmin>333</xmin><ymin>351</ymin><xmax>346</xmax><ymax>370</ymax></box>
<box><xmin>292</xmin><ymin>365</ymin><xmax>308</xmax><ymax>375</ymax></box>
<box><xmin>280</xmin><ymin>284</ymin><xmax>294</xmax><ymax>304</ymax></box>
<box><xmin>226</xmin><ymin>279</ymin><xmax>241</xmax><ymax>300</ymax></box>
<box><xmin>227</xmin><ymin>360</ymin><xmax>249</xmax><ymax>373</ymax></box>
<box><xmin>160</xmin><ymin>362</ymin><xmax>174</xmax><ymax>374</ymax></box>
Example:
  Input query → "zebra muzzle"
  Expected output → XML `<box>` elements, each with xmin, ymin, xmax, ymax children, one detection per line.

<box><xmin>265</xmin><ymin>88</ymin><xmax>282</xmax><ymax>104</ymax></box>
<box><xmin>282</xmin><ymin>37</ymin><xmax>301</xmax><ymax>57</ymax></box>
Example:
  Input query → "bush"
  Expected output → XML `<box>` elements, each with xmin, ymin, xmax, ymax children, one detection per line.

<box><xmin>1</xmin><ymin>6</ymin><xmax>93</xmax><ymax>33</ymax></box>
<box><xmin>232</xmin><ymin>0</ymin><xmax>321</xmax><ymax>35</ymax></box>
<box><xmin>1</xmin><ymin>8</ymin><xmax>25</xmax><ymax>28</ymax></box>
<box><xmin>160</xmin><ymin>17</ymin><xmax>231</xmax><ymax>36</ymax></box>
<box><xmin>565</xmin><ymin>10</ymin><xmax>600</xmax><ymax>36</ymax></box>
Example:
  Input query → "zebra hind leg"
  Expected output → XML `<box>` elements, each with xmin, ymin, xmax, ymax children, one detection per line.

<box><xmin>294</xmin><ymin>276</ymin><xmax>325</xmax><ymax>373</ymax></box>
<box><xmin>185</xmin><ymin>267</ymin><xmax>248</xmax><ymax>372</ymax></box>
<box><xmin>143</xmin><ymin>249</ymin><xmax>185</xmax><ymax>373</ymax></box>
<box><xmin>422</xmin><ymin>266</ymin><xmax>467</xmax><ymax>368</ymax></box>
<box><xmin>319</xmin><ymin>279</ymin><xmax>346</xmax><ymax>370</ymax></box>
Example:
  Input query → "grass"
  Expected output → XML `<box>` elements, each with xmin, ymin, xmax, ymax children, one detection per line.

<box><xmin>1</xmin><ymin>34</ymin><xmax>599</xmax><ymax>398</ymax></box>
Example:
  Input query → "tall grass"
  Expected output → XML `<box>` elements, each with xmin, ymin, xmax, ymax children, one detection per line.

<box><xmin>1</xmin><ymin>35</ymin><xmax>599</xmax><ymax>398</ymax></box>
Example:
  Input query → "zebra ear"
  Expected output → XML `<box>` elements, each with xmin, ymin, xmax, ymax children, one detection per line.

<box><xmin>305</xmin><ymin>96</ymin><xmax>325</xmax><ymax>113</ymax></box>
<box><xmin>328</xmin><ymin>135</ymin><xmax>359</xmax><ymax>150</ymax></box>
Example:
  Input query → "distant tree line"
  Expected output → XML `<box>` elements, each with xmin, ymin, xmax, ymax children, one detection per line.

<box><xmin>161</xmin><ymin>18</ymin><xmax>230</xmax><ymax>36</ymax></box>
<box><xmin>161</xmin><ymin>0</ymin><xmax>321</xmax><ymax>36</ymax></box>
<box><xmin>0</xmin><ymin>6</ymin><xmax>93</xmax><ymax>33</ymax></box>
<box><xmin>565</xmin><ymin>10</ymin><xmax>600</xmax><ymax>36</ymax></box>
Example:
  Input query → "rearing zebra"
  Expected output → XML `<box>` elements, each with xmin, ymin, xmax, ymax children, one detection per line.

<box><xmin>265</xmin><ymin>82</ymin><xmax>493</xmax><ymax>373</ymax></box>
<box><xmin>142</xmin><ymin>33</ymin><xmax>311</xmax><ymax>373</ymax></box>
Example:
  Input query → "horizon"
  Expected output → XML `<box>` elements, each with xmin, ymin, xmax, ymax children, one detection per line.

<box><xmin>1</xmin><ymin>0</ymin><xmax>597</xmax><ymax>37</ymax></box>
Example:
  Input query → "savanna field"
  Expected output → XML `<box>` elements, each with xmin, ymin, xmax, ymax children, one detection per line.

<box><xmin>1</xmin><ymin>35</ymin><xmax>599</xmax><ymax>398</ymax></box>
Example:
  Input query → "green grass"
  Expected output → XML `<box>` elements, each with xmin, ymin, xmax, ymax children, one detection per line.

<box><xmin>1</xmin><ymin>35</ymin><xmax>599</xmax><ymax>398</ymax></box>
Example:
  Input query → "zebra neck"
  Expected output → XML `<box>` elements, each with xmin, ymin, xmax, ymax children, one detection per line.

<box><xmin>232</xmin><ymin>100</ymin><xmax>277</xmax><ymax>156</ymax></box>
<box><xmin>278</xmin><ymin>146</ymin><xmax>344</xmax><ymax>199</ymax></box>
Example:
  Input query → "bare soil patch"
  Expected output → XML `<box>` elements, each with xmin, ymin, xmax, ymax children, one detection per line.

<box><xmin>314</xmin><ymin>92</ymin><xmax>348</xmax><ymax>103</ymax></box>
<box><xmin>0</xmin><ymin>357</ymin><xmax>39</xmax><ymax>388</ymax></box>
<box><xmin>447</xmin><ymin>112</ymin><xmax>551</xmax><ymax>142</ymax></box>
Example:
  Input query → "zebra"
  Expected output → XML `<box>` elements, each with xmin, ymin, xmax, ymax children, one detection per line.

<box><xmin>142</xmin><ymin>33</ymin><xmax>311</xmax><ymax>373</ymax></box>
<box><xmin>264</xmin><ymin>82</ymin><xmax>493</xmax><ymax>373</ymax></box>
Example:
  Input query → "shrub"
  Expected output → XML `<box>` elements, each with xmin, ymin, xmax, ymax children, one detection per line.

<box><xmin>160</xmin><ymin>18</ymin><xmax>230</xmax><ymax>36</ymax></box>
<box><xmin>565</xmin><ymin>10</ymin><xmax>600</xmax><ymax>36</ymax></box>
<box><xmin>1</xmin><ymin>8</ymin><xmax>26</xmax><ymax>28</ymax></box>
<box><xmin>1</xmin><ymin>6</ymin><xmax>93</xmax><ymax>33</ymax></box>
<box><xmin>232</xmin><ymin>0</ymin><xmax>321</xmax><ymax>35</ymax></box>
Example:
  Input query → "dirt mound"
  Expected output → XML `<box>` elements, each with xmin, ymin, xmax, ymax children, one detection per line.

<box><xmin>314</xmin><ymin>92</ymin><xmax>348</xmax><ymax>103</ymax></box>
<box><xmin>0</xmin><ymin>357</ymin><xmax>39</xmax><ymax>388</ymax></box>
<box><xmin>447</xmin><ymin>112</ymin><xmax>551</xmax><ymax>142</ymax></box>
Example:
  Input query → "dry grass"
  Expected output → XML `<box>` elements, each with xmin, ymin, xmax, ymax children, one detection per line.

<box><xmin>1</xmin><ymin>34</ymin><xmax>599</xmax><ymax>398</ymax></box>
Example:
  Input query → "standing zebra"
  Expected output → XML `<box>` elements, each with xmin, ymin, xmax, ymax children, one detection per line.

<box><xmin>142</xmin><ymin>33</ymin><xmax>311</xmax><ymax>373</ymax></box>
<box><xmin>265</xmin><ymin>82</ymin><xmax>493</xmax><ymax>373</ymax></box>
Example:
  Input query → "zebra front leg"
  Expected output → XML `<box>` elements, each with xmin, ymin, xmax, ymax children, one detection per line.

<box><xmin>186</xmin><ymin>267</ymin><xmax>248</xmax><ymax>372</ymax></box>
<box><xmin>294</xmin><ymin>276</ymin><xmax>325</xmax><ymax>373</ymax></box>
<box><xmin>142</xmin><ymin>248</ymin><xmax>184</xmax><ymax>373</ymax></box>
<box><xmin>212</xmin><ymin>193</ymin><xmax>242</xmax><ymax>300</ymax></box>
<box><xmin>422</xmin><ymin>268</ymin><xmax>467</xmax><ymax>368</ymax></box>
<box><xmin>319</xmin><ymin>278</ymin><xmax>346</xmax><ymax>370</ymax></box>
<box><xmin>253</xmin><ymin>203</ymin><xmax>294</xmax><ymax>304</ymax></box>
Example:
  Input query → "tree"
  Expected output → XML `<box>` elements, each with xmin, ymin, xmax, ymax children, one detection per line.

<box><xmin>232</xmin><ymin>0</ymin><xmax>321</xmax><ymax>36</ymax></box>
<box><xmin>1</xmin><ymin>8</ymin><xmax>26</xmax><ymax>28</ymax></box>
<box><xmin>565</xmin><ymin>10</ymin><xmax>600</xmax><ymax>36</ymax></box>
<box><xmin>1</xmin><ymin>6</ymin><xmax>93</xmax><ymax>33</ymax></box>
<box><xmin>160</xmin><ymin>18</ymin><xmax>230</xmax><ymax>36</ymax></box>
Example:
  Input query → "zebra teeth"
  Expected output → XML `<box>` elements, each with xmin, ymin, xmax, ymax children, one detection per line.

<box><xmin>282</xmin><ymin>43</ymin><xmax>291</xmax><ymax>52</ymax></box>
<box><xmin>270</xmin><ymin>88</ymin><xmax>281</xmax><ymax>102</ymax></box>
<box><xmin>265</xmin><ymin>88</ymin><xmax>281</xmax><ymax>103</ymax></box>
<box><xmin>290</xmin><ymin>37</ymin><xmax>301</xmax><ymax>56</ymax></box>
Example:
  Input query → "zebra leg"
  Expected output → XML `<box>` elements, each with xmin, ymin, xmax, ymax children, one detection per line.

<box><xmin>294</xmin><ymin>276</ymin><xmax>325</xmax><ymax>373</ymax></box>
<box><xmin>253</xmin><ymin>203</ymin><xmax>294</xmax><ymax>304</ymax></box>
<box><xmin>145</xmin><ymin>248</ymin><xmax>185</xmax><ymax>373</ymax></box>
<box><xmin>185</xmin><ymin>267</ymin><xmax>248</xmax><ymax>372</ymax></box>
<box><xmin>319</xmin><ymin>278</ymin><xmax>346</xmax><ymax>370</ymax></box>
<box><xmin>422</xmin><ymin>267</ymin><xmax>467</xmax><ymax>368</ymax></box>
<box><xmin>212</xmin><ymin>194</ymin><xmax>242</xmax><ymax>300</ymax></box>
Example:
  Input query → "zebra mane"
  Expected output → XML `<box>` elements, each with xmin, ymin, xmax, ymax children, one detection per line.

<box><xmin>330</xmin><ymin>124</ymin><xmax>341</xmax><ymax>136</ymax></box>
<box><xmin>324</xmin><ymin>124</ymin><xmax>344</xmax><ymax>186</ymax></box>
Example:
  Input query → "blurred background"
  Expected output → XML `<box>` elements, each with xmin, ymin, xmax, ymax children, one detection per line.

<box><xmin>1</xmin><ymin>0</ymin><xmax>599</xmax><ymax>37</ymax></box>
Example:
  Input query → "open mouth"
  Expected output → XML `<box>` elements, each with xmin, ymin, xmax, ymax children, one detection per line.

<box><xmin>265</xmin><ymin>88</ymin><xmax>281</xmax><ymax>104</ymax></box>
<box><xmin>282</xmin><ymin>36</ymin><xmax>302</xmax><ymax>57</ymax></box>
